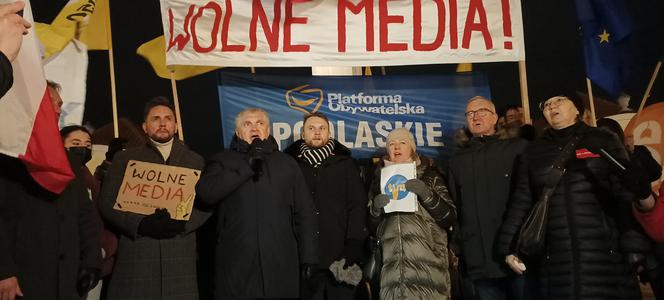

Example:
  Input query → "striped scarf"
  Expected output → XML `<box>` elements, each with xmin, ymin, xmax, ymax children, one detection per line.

<box><xmin>299</xmin><ymin>139</ymin><xmax>335</xmax><ymax>167</ymax></box>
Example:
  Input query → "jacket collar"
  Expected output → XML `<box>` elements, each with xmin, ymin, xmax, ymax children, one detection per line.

<box><xmin>467</xmin><ymin>134</ymin><xmax>500</xmax><ymax>147</ymax></box>
<box><xmin>145</xmin><ymin>138</ymin><xmax>186</xmax><ymax>163</ymax></box>
<box><xmin>229</xmin><ymin>134</ymin><xmax>279</xmax><ymax>154</ymax></box>
<box><xmin>542</xmin><ymin>121</ymin><xmax>588</xmax><ymax>141</ymax></box>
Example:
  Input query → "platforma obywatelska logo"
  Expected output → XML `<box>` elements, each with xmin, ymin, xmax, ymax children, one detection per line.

<box><xmin>285</xmin><ymin>84</ymin><xmax>324</xmax><ymax>114</ymax></box>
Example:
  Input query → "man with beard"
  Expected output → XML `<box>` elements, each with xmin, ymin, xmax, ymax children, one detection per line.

<box><xmin>284</xmin><ymin>112</ymin><xmax>367</xmax><ymax>299</ymax></box>
<box><xmin>0</xmin><ymin>84</ymin><xmax>101</xmax><ymax>300</ymax></box>
<box><xmin>196</xmin><ymin>107</ymin><xmax>318</xmax><ymax>300</ymax></box>
<box><xmin>99</xmin><ymin>97</ymin><xmax>210</xmax><ymax>300</ymax></box>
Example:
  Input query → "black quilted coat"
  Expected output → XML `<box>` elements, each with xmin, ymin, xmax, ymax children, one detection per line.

<box><xmin>497</xmin><ymin>122</ymin><xmax>648</xmax><ymax>300</ymax></box>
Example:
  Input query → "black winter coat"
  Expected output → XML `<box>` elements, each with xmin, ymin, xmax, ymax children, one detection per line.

<box><xmin>0</xmin><ymin>154</ymin><xmax>101</xmax><ymax>300</ymax></box>
<box><xmin>448</xmin><ymin>135</ymin><xmax>528</xmax><ymax>279</ymax></box>
<box><xmin>284</xmin><ymin>139</ymin><xmax>368</xmax><ymax>269</ymax></box>
<box><xmin>497</xmin><ymin>122</ymin><xmax>647</xmax><ymax>300</ymax></box>
<box><xmin>196</xmin><ymin>135</ymin><xmax>319</xmax><ymax>300</ymax></box>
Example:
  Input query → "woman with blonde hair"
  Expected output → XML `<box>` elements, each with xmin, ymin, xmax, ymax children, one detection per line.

<box><xmin>369</xmin><ymin>128</ymin><xmax>456</xmax><ymax>299</ymax></box>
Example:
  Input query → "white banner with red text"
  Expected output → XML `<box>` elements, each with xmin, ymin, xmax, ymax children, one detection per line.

<box><xmin>159</xmin><ymin>0</ymin><xmax>525</xmax><ymax>67</ymax></box>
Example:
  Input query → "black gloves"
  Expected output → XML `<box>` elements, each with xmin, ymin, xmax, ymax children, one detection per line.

<box><xmin>106</xmin><ymin>137</ymin><xmax>128</xmax><ymax>162</ymax></box>
<box><xmin>76</xmin><ymin>267</ymin><xmax>101</xmax><ymax>296</ymax></box>
<box><xmin>626</xmin><ymin>253</ymin><xmax>647</xmax><ymax>273</ymax></box>
<box><xmin>620</xmin><ymin>163</ymin><xmax>653</xmax><ymax>199</ymax></box>
<box><xmin>249</xmin><ymin>138</ymin><xmax>270</xmax><ymax>180</ymax></box>
<box><xmin>405</xmin><ymin>179</ymin><xmax>432</xmax><ymax>200</ymax></box>
<box><xmin>371</xmin><ymin>194</ymin><xmax>389</xmax><ymax>216</ymax></box>
<box><xmin>96</xmin><ymin>138</ymin><xmax>128</xmax><ymax>182</ymax></box>
<box><xmin>137</xmin><ymin>208</ymin><xmax>186</xmax><ymax>239</ymax></box>
<box><xmin>301</xmin><ymin>263</ymin><xmax>316</xmax><ymax>281</ymax></box>
<box><xmin>300</xmin><ymin>263</ymin><xmax>318</xmax><ymax>292</ymax></box>
<box><xmin>339</xmin><ymin>239</ymin><xmax>364</xmax><ymax>267</ymax></box>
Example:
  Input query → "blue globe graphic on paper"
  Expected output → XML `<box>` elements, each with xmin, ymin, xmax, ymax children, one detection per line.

<box><xmin>384</xmin><ymin>175</ymin><xmax>409</xmax><ymax>200</ymax></box>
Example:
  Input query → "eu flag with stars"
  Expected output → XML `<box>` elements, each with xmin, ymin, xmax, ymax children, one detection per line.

<box><xmin>575</xmin><ymin>0</ymin><xmax>634</xmax><ymax>100</ymax></box>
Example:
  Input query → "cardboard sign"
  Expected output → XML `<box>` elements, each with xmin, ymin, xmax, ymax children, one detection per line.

<box><xmin>113</xmin><ymin>160</ymin><xmax>201</xmax><ymax>220</ymax></box>
<box><xmin>380</xmin><ymin>162</ymin><xmax>418</xmax><ymax>213</ymax></box>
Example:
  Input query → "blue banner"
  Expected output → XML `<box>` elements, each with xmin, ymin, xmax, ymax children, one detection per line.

<box><xmin>218</xmin><ymin>73</ymin><xmax>490</xmax><ymax>159</ymax></box>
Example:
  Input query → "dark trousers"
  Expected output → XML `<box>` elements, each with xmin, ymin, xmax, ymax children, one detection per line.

<box><xmin>473</xmin><ymin>275</ymin><xmax>538</xmax><ymax>300</ymax></box>
<box><xmin>301</xmin><ymin>271</ymin><xmax>356</xmax><ymax>300</ymax></box>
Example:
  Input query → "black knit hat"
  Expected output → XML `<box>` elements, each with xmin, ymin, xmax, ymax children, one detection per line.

<box><xmin>565</xmin><ymin>92</ymin><xmax>585</xmax><ymax>113</ymax></box>
<box><xmin>538</xmin><ymin>92</ymin><xmax>585</xmax><ymax>114</ymax></box>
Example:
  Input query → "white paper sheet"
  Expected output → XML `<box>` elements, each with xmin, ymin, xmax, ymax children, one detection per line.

<box><xmin>380</xmin><ymin>162</ymin><xmax>418</xmax><ymax>213</ymax></box>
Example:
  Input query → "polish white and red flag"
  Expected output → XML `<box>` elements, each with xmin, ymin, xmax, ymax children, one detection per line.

<box><xmin>0</xmin><ymin>0</ymin><xmax>74</xmax><ymax>194</ymax></box>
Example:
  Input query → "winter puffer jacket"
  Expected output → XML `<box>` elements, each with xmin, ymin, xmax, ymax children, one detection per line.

<box><xmin>497</xmin><ymin>122</ymin><xmax>649</xmax><ymax>300</ymax></box>
<box><xmin>369</xmin><ymin>155</ymin><xmax>456</xmax><ymax>300</ymax></box>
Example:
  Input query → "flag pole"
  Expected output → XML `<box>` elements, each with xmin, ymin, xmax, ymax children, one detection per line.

<box><xmin>585</xmin><ymin>78</ymin><xmax>597</xmax><ymax>127</ymax></box>
<box><xmin>637</xmin><ymin>61</ymin><xmax>662</xmax><ymax>115</ymax></box>
<box><xmin>518</xmin><ymin>61</ymin><xmax>532</xmax><ymax>124</ymax></box>
<box><xmin>169</xmin><ymin>70</ymin><xmax>185</xmax><ymax>141</ymax></box>
<box><xmin>104</xmin><ymin>1</ymin><xmax>119</xmax><ymax>138</ymax></box>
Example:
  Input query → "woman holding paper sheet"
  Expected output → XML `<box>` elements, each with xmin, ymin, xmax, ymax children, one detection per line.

<box><xmin>368</xmin><ymin>128</ymin><xmax>456</xmax><ymax>300</ymax></box>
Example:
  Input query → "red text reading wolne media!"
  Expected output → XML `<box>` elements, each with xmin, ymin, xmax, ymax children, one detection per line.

<box><xmin>166</xmin><ymin>0</ymin><xmax>515</xmax><ymax>54</ymax></box>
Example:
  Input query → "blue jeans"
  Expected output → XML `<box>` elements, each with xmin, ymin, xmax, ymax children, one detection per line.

<box><xmin>473</xmin><ymin>275</ymin><xmax>538</xmax><ymax>300</ymax></box>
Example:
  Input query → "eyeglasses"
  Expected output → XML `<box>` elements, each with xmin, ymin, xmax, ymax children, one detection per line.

<box><xmin>465</xmin><ymin>108</ymin><xmax>494</xmax><ymax>119</ymax></box>
<box><xmin>539</xmin><ymin>97</ymin><xmax>567</xmax><ymax>111</ymax></box>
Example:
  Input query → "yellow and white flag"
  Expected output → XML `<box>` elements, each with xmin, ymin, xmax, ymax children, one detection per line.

<box><xmin>137</xmin><ymin>35</ymin><xmax>220</xmax><ymax>80</ymax></box>
<box><xmin>37</xmin><ymin>0</ymin><xmax>109</xmax><ymax>60</ymax></box>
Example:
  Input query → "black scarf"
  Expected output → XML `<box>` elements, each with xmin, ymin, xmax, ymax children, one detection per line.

<box><xmin>299</xmin><ymin>139</ymin><xmax>335</xmax><ymax>167</ymax></box>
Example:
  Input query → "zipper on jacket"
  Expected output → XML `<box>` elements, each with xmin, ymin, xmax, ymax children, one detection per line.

<box><xmin>397</xmin><ymin>214</ymin><xmax>406</xmax><ymax>299</ymax></box>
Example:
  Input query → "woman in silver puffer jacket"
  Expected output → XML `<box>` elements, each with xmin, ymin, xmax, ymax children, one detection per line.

<box><xmin>369</xmin><ymin>128</ymin><xmax>457</xmax><ymax>300</ymax></box>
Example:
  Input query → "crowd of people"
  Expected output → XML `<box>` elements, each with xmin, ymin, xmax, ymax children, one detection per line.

<box><xmin>2</xmin><ymin>2</ymin><xmax>664</xmax><ymax>300</ymax></box>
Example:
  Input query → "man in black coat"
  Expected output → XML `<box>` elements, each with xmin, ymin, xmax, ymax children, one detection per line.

<box><xmin>284</xmin><ymin>112</ymin><xmax>367</xmax><ymax>300</ymax></box>
<box><xmin>196</xmin><ymin>107</ymin><xmax>319</xmax><ymax>300</ymax></box>
<box><xmin>0</xmin><ymin>130</ymin><xmax>101</xmax><ymax>300</ymax></box>
<box><xmin>448</xmin><ymin>96</ymin><xmax>530</xmax><ymax>300</ymax></box>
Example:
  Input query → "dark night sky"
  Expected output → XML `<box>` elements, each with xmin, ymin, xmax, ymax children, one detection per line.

<box><xmin>30</xmin><ymin>0</ymin><xmax>664</xmax><ymax>158</ymax></box>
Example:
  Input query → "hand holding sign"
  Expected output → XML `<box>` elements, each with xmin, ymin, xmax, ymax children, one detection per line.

<box><xmin>405</xmin><ymin>179</ymin><xmax>432</xmax><ymax>200</ymax></box>
<box><xmin>371</xmin><ymin>194</ymin><xmax>389</xmax><ymax>216</ymax></box>
<box><xmin>138</xmin><ymin>208</ymin><xmax>186</xmax><ymax>239</ymax></box>
<box><xmin>114</xmin><ymin>160</ymin><xmax>201</xmax><ymax>220</ymax></box>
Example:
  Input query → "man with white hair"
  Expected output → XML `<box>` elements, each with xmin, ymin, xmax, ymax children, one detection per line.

<box><xmin>196</xmin><ymin>107</ymin><xmax>319</xmax><ymax>300</ymax></box>
<box><xmin>448</xmin><ymin>96</ymin><xmax>531</xmax><ymax>300</ymax></box>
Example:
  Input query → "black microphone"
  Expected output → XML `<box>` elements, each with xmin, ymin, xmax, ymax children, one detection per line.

<box><xmin>587</xmin><ymin>146</ymin><xmax>626</xmax><ymax>171</ymax></box>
